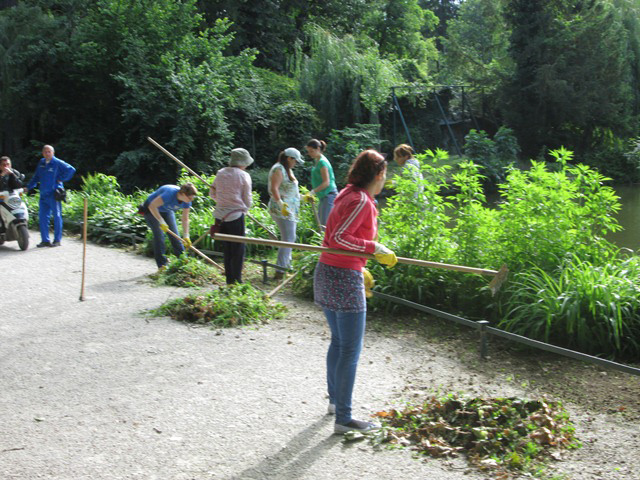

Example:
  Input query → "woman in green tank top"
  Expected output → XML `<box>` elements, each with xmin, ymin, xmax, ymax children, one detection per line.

<box><xmin>304</xmin><ymin>139</ymin><xmax>337</xmax><ymax>226</ymax></box>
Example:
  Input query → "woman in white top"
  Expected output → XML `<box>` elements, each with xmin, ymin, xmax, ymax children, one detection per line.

<box><xmin>268</xmin><ymin>147</ymin><xmax>304</xmax><ymax>277</ymax></box>
<box><xmin>210</xmin><ymin>148</ymin><xmax>253</xmax><ymax>284</ymax></box>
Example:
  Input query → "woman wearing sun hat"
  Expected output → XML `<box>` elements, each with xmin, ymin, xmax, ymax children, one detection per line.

<box><xmin>267</xmin><ymin>147</ymin><xmax>304</xmax><ymax>278</ymax></box>
<box><xmin>210</xmin><ymin>148</ymin><xmax>254</xmax><ymax>284</ymax></box>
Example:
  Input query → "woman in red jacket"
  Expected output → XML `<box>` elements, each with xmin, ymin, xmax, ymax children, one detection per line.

<box><xmin>314</xmin><ymin>149</ymin><xmax>397</xmax><ymax>434</ymax></box>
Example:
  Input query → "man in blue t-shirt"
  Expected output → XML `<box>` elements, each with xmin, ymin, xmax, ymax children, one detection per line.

<box><xmin>142</xmin><ymin>183</ymin><xmax>198</xmax><ymax>270</ymax></box>
<box><xmin>25</xmin><ymin>145</ymin><xmax>76</xmax><ymax>247</ymax></box>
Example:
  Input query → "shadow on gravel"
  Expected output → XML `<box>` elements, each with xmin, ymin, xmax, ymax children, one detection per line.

<box><xmin>229</xmin><ymin>416</ymin><xmax>341</xmax><ymax>480</ymax></box>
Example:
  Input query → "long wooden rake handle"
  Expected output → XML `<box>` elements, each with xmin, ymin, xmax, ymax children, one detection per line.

<box><xmin>147</xmin><ymin>136</ymin><xmax>279</xmax><ymax>241</ymax></box>
<box><xmin>165</xmin><ymin>229</ymin><xmax>224</xmax><ymax>272</ymax></box>
<box><xmin>214</xmin><ymin>233</ymin><xmax>509</xmax><ymax>293</ymax></box>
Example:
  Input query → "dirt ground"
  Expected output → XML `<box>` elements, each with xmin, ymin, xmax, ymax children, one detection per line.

<box><xmin>1</xmin><ymin>232</ymin><xmax>639</xmax><ymax>480</ymax></box>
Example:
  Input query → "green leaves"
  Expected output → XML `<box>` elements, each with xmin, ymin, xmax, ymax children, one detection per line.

<box><xmin>500</xmin><ymin>254</ymin><xmax>640</xmax><ymax>359</ymax></box>
<box><xmin>151</xmin><ymin>283</ymin><xmax>287</xmax><ymax>327</ymax></box>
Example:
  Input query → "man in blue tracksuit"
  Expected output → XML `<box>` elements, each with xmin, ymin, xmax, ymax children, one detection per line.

<box><xmin>26</xmin><ymin>145</ymin><xmax>76</xmax><ymax>247</ymax></box>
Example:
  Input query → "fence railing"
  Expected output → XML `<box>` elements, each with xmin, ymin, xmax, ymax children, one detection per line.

<box><xmin>372</xmin><ymin>291</ymin><xmax>640</xmax><ymax>377</ymax></box>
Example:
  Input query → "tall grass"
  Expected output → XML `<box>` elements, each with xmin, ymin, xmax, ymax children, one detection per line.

<box><xmin>499</xmin><ymin>254</ymin><xmax>640</xmax><ymax>359</ymax></box>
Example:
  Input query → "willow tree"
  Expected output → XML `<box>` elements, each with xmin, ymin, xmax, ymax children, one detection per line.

<box><xmin>294</xmin><ymin>25</ymin><xmax>403</xmax><ymax>130</ymax></box>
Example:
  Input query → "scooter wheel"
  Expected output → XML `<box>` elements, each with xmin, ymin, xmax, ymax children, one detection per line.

<box><xmin>17</xmin><ymin>224</ymin><xmax>29</xmax><ymax>251</ymax></box>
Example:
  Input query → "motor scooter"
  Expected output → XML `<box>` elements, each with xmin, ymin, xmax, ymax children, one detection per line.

<box><xmin>0</xmin><ymin>188</ymin><xmax>29</xmax><ymax>250</ymax></box>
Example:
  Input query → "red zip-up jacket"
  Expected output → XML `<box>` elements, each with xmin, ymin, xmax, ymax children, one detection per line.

<box><xmin>319</xmin><ymin>184</ymin><xmax>377</xmax><ymax>271</ymax></box>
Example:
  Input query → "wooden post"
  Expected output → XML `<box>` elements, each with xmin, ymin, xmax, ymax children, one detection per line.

<box><xmin>79</xmin><ymin>197</ymin><xmax>88</xmax><ymax>301</ymax></box>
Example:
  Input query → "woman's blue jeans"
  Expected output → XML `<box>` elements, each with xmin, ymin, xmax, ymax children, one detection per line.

<box><xmin>272</xmin><ymin>216</ymin><xmax>296</xmax><ymax>269</ymax></box>
<box><xmin>144</xmin><ymin>211</ymin><xmax>184</xmax><ymax>268</ymax></box>
<box><xmin>318</xmin><ymin>191</ymin><xmax>337</xmax><ymax>226</ymax></box>
<box><xmin>323</xmin><ymin>308</ymin><xmax>366</xmax><ymax>425</ymax></box>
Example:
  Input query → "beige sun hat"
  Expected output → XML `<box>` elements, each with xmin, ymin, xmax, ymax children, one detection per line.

<box><xmin>229</xmin><ymin>148</ymin><xmax>254</xmax><ymax>167</ymax></box>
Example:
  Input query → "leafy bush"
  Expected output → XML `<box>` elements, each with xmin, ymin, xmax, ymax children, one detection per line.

<box><xmin>150</xmin><ymin>283</ymin><xmax>287</xmax><ymax>327</ymax></box>
<box><xmin>325</xmin><ymin>123</ymin><xmax>388</xmax><ymax>187</ymax></box>
<box><xmin>376</xmin><ymin>147</ymin><xmax>623</xmax><ymax>322</ymax></box>
<box><xmin>61</xmin><ymin>173</ymin><xmax>149</xmax><ymax>244</ymax></box>
<box><xmin>463</xmin><ymin>127</ymin><xmax>519</xmax><ymax>190</ymax></box>
<box><xmin>499</xmin><ymin>254</ymin><xmax>640</xmax><ymax>359</ymax></box>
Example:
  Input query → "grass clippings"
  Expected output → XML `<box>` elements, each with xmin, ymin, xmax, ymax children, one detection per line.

<box><xmin>151</xmin><ymin>254</ymin><xmax>223</xmax><ymax>288</ymax></box>
<box><xmin>151</xmin><ymin>283</ymin><xmax>287</xmax><ymax>327</ymax></box>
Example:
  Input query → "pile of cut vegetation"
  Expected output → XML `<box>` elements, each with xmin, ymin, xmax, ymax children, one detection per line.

<box><xmin>372</xmin><ymin>395</ymin><xmax>580</xmax><ymax>477</ymax></box>
<box><xmin>151</xmin><ymin>254</ymin><xmax>223</xmax><ymax>287</ymax></box>
<box><xmin>151</xmin><ymin>283</ymin><xmax>287</xmax><ymax>327</ymax></box>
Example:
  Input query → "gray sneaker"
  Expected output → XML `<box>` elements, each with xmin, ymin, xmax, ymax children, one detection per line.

<box><xmin>327</xmin><ymin>403</ymin><xmax>336</xmax><ymax>415</ymax></box>
<box><xmin>334</xmin><ymin>419</ymin><xmax>381</xmax><ymax>434</ymax></box>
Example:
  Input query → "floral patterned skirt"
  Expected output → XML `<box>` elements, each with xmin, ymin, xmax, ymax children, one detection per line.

<box><xmin>313</xmin><ymin>261</ymin><xmax>366</xmax><ymax>313</ymax></box>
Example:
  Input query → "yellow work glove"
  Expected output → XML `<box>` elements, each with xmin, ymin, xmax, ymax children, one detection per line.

<box><xmin>159</xmin><ymin>222</ymin><xmax>169</xmax><ymax>233</ymax></box>
<box><xmin>363</xmin><ymin>268</ymin><xmax>375</xmax><ymax>298</ymax></box>
<box><xmin>303</xmin><ymin>191</ymin><xmax>316</xmax><ymax>204</ymax></box>
<box><xmin>373</xmin><ymin>242</ymin><xmax>398</xmax><ymax>268</ymax></box>
<box><xmin>182</xmin><ymin>236</ymin><xmax>192</xmax><ymax>249</ymax></box>
<box><xmin>280</xmin><ymin>201</ymin><xmax>290</xmax><ymax>216</ymax></box>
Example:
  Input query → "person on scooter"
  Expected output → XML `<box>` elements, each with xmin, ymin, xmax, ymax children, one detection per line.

<box><xmin>0</xmin><ymin>156</ymin><xmax>24</xmax><ymax>192</ymax></box>
<box><xmin>24</xmin><ymin>145</ymin><xmax>76</xmax><ymax>248</ymax></box>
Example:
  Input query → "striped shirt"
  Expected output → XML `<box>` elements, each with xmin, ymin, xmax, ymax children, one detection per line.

<box><xmin>319</xmin><ymin>184</ymin><xmax>377</xmax><ymax>271</ymax></box>
<box><xmin>211</xmin><ymin>167</ymin><xmax>252</xmax><ymax>222</ymax></box>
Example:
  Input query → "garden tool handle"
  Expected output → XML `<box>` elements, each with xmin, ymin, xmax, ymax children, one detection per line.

<box><xmin>147</xmin><ymin>136</ymin><xmax>210</xmax><ymax>187</ymax></box>
<box><xmin>165</xmin><ymin>229</ymin><xmax>224</xmax><ymax>272</ymax></box>
<box><xmin>147</xmin><ymin>136</ymin><xmax>279</xmax><ymax>241</ymax></box>
<box><xmin>213</xmin><ymin>234</ymin><xmax>503</xmax><ymax>276</ymax></box>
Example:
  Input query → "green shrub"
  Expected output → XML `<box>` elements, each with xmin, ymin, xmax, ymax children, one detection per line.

<box><xmin>463</xmin><ymin>127</ymin><xmax>519</xmax><ymax>190</ymax></box>
<box><xmin>326</xmin><ymin>124</ymin><xmax>388</xmax><ymax>186</ymax></box>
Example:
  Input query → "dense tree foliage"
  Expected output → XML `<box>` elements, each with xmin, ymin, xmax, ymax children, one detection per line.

<box><xmin>504</xmin><ymin>0</ymin><xmax>634</xmax><ymax>157</ymax></box>
<box><xmin>2</xmin><ymin>0</ymin><xmax>640</xmax><ymax>186</ymax></box>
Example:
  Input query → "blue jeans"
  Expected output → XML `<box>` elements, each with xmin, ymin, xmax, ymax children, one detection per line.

<box><xmin>323</xmin><ymin>308</ymin><xmax>366</xmax><ymax>425</ymax></box>
<box><xmin>38</xmin><ymin>194</ymin><xmax>63</xmax><ymax>243</ymax></box>
<box><xmin>318</xmin><ymin>190</ymin><xmax>337</xmax><ymax>226</ymax></box>
<box><xmin>144</xmin><ymin>210</ymin><xmax>184</xmax><ymax>268</ymax></box>
<box><xmin>272</xmin><ymin>216</ymin><xmax>296</xmax><ymax>269</ymax></box>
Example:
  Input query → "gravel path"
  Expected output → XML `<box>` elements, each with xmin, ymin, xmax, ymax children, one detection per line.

<box><xmin>1</xmin><ymin>233</ymin><xmax>639</xmax><ymax>479</ymax></box>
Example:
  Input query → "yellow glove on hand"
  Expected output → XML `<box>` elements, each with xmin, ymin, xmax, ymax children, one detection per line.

<box><xmin>373</xmin><ymin>242</ymin><xmax>398</xmax><ymax>268</ymax></box>
<box><xmin>159</xmin><ymin>222</ymin><xmax>169</xmax><ymax>233</ymax></box>
<box><xmin>363</xmin><ymin>268</ymin><xmax>375</xmax><ymax>298</ymax></box>
<box><xmin>281</xmin><ymin>201</ymin><xmax>290</xmax><ymax>216</ymax></box>
<box><xmin>303</xmin><ymin>191</ymin><xmax>316</xmax><ymax>204</ymax></box>
<box><xmin>182</xmin><ymin>236</ymin><xmax>192</xmax><ymax>249</ymax></box>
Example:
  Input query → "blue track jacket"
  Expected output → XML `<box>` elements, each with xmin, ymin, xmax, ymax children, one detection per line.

<box><xmin>27</xmin><ymin>156</ymin><xmax>76</xmax><ymax>195</ymax></box>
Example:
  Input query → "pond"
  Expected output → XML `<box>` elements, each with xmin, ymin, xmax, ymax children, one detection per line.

<box><xmin>609</xmin><ymin>184</ymin><xmax>640</xmax><ymax>252</ymax></box>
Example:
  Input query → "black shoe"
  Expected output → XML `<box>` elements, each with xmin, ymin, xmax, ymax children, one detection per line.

<box><xmin>37</xmin><ymin>241</ymin><xmax>52</xmax><ymax>248</ymax></box>
<box><xmin>51</xmin><ymin>241</ymin><xmax>61</xmax><ymax>247</ymax></box>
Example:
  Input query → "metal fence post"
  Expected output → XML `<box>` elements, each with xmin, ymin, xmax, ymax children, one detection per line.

<box><xmin>261</xmin><ymin>259</ymin><xmax>268</xmax><ymax>284</ymax></box>
<box><xmin>478</xmin><ymin>320</ymin><xmax>489</xmax><ymax>360</ymax></box>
